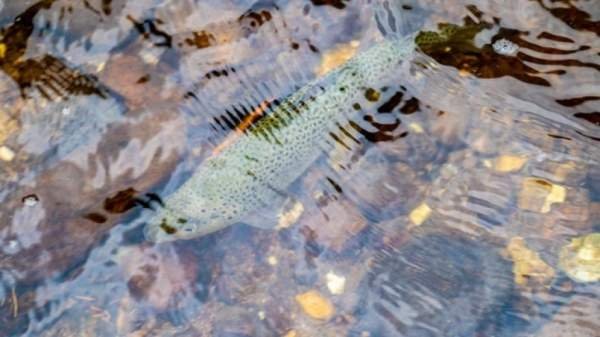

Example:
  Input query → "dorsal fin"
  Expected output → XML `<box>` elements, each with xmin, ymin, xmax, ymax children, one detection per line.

<box><xmin>181</xmin><ymin>44</ymin><xmax>322</xmax><ymax>150</ymax></box>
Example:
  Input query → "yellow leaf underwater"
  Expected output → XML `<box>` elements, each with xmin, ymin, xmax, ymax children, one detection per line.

<box><xmin>518</xmin><ymin>178</ymin><xmax>566</xmax><ymax>213</ymax></box>
<box><xmin>505</xmin><ymin>237</ymin><xmax>555</xmax><ymax>287</ymax></box>
<box><xmin>295</xmin><ymin>290</ymin><xmax>335</xmax><ymax>320</ymax></box>
<box><xmin>493</xmin><ymin>155</ymin><xmax>527</xmax><ymax>173</ymax></box>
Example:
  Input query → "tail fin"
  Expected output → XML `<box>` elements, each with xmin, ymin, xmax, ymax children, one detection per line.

<box><xmin>374</xmin><ymin>0</ymin><xmax>426</xmax><ymax>38</ymax></box>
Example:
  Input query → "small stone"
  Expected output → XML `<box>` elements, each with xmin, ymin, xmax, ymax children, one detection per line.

<box><xmin>409</xmin><ymin>202</ymin><xmax>432</xmax><ymax>226</ymax></box>
<box><xmin>140</xmin><ymin>50</ymin><xmax>160</xmax><ymax>65</ymax></box>
<box><xmin>277</xmin><ymin>201</ymin><xmax>304</xmax><ymax>229</ymax></box>
<box><xmin>22</xmin><ymin>194</ymin><xmax>39</xmax><ymax>207</ymax></box>
<box><xmin>295</xmin><ymin>290</ymin><xmax>335</xmax><ymax>320</ymax></box>
<box><xmin>493</xmin><ymin>155</ymin><xmax>527</xmax><ymax>173</ymax></box>
<box><xmin>325</xmin><ymin>272</ymin><xmax>346</xmax><ymax>295</ymax></box>
<box><xmin>505</xmin><ymin>237</ymin><xmax>555</xmax><ymax>287</ymax></box>
<box><xmin>258</xmin><ymin>311</ymin><xmax>266</xmax><ymax>320</ymax></box>
<box><xmin>408</xmin><ymin>122</ymin><xmax>424</xmax><ymax>134</ymax></box>
<box><xmin>559</xmin><ymin>233</ymin><xmax>600</xmax><ymax>283</ymax></box>
<box><xmin>493</xmin><ymin>38</ymin><xmax>519</xmax><ymax>56</ymax></box>
<box><xmin>95</xmin><ymin>61</ymin><xmax>106</xmax><ymax>73</ymax></box>
<box><xmin>0</xmin><ymin>145</ymin><xmax>15</xmax><ymax>161</ymax></box>
<box><xmin>267</xmin><ymin>255</ymin><xmax>278</xmax><ymax>266</ymax></box>
<box><xmin>283</xmin><ymin>330</ymin><xmax>297</xmax><ymax>337</ymax></box>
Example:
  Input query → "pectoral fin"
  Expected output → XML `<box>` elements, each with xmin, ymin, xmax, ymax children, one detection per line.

<box><xmin>243</xmin><ymin>181</ymin><xmax>302</xmax><ymax>230</ymax></box>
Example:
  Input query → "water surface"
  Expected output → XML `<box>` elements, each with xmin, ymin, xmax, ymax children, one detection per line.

<box><xmin>0</xmin><ymin>1</ymin><xmax>598</xmax><ymax>336</ymax></box>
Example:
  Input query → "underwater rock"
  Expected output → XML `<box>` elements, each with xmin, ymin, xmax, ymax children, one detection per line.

<box><xmin>0</xmin><ymin>109</ymin><xmax>184</xmax><ymax>336</ymax></box>
<box><xmin>492</xmin><ymin>38</ymin><xmax>519</xmax><ymax>56</ymax></box>
<box><xmin>118</xmin><ymin>245</ymin><xmax>198</xmax><ymax>310</ymax></box>
<box><xmin>350</xmin><ymin>233</ymin><xmax>513</xmax><ymax>337</ymax></box>
<box><xmin>101</xmin><ymin>53</ymin><xmax>180</xmax><ymax>111</ymax></box>
<box><xmin>559</xmin><ymin>233</ymin><xmax>600</xmax><ymax>283</ymax></box>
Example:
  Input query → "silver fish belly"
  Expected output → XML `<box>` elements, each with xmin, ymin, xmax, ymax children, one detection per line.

<box><xmin>145</xmin><ymin>35</ymin><xmax>416</xmax><ymax>242</ymax></box>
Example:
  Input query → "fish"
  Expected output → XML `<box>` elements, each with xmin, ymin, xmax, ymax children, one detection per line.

<box><xmin>144</xmin><ymin>32</ymin><xmax>418</xmax><ymax>242</ymax></box>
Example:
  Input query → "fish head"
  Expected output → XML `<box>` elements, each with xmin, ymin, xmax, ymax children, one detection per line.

<box><xmin>143</xmin><ymin>207</ymin><xmax>231</xmax><ymax>243</ymax></box>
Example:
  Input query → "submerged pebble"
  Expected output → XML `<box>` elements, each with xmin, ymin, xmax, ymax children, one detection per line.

<box><xmin>408</xmin><ymin>202</ymin><xmax>432</xmax><ymax>226</ymax></box>
<box><xmin>0</xmin><ymin>145</ymin><xmax>15</xmax><ymax>161</ymax></box>
<box><xmin>295</xmin><ymin>290</ymin><xmax>335</xmax><ymax>321</ymax></box>
<box><xmin>559</xmin><ymin>233</ymin><xmax>600</xmax><ymax>283</ymax></box>
<box><xmin>492</xmin><ymin>38</ymin><xmax>519</xmax><ymax>56</ymax></box>
<box><xmin>325</xmin><ymin>271</ymin><xmax>346</xmax><ymax>295</ymax></box>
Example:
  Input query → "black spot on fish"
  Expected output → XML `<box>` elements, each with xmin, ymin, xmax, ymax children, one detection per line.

<box><xmin>310</xmin><ymin>0</ymin><xmax>349</xmax><ymax>10</ymax></box>
<box><xmin>160</xmin><ymin>220</ymin><xmax>177</xmax><ymax>234</ymax></box>
<box><xmin>377</xmin><ymin>91</ymin><xmax>404</xmax><ymax>113</ymax></box>
<box><xmin>555</xmin><ymin>96</ymin><xmax>600</xmax><ymax>107</ymax></box>
<box><xmin>400</xmin><ymin>97</ymin><xmax>420</xmax><ymax>114</ymax></box>
<box><xmin>365</xmin><ymin>88</ymin><xmax>380</xmax><ymax>102</ymax></box>
<box><xmin>574</xmin><ymin>112</ymin><xmax>600</xmax><ymax>126</ymax></box>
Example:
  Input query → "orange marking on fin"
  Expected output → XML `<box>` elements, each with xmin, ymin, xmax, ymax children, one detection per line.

<box><xmin>212</xmin><ymin>99</ymin><xmax>271</xmax><ymax>155</ymax></box>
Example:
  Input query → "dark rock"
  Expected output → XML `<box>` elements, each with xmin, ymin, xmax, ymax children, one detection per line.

<box><xmin>350</xmin><ymin>233</ymin><xmax>514</xmax><ymax>337</ymax></box>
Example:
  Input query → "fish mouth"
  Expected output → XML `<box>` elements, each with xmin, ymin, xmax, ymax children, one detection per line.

<box><xmin>143</xmin><ymin>211</ymin><xmax>180</xmax><ymax>243</ymax></box>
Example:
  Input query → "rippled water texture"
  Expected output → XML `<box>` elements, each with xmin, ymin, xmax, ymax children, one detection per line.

<box><xmin>0</xmin><ymin>1</ymin><xmax>598</xmax><ymax>336</ymax></box>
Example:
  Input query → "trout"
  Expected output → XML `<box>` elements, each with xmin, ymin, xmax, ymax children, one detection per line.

<box><xmin>145</xmin><ymin>34</ymin><xmax>417</xmax><ymax>242</ymax></box>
